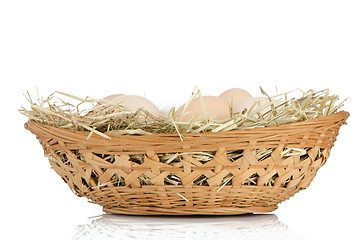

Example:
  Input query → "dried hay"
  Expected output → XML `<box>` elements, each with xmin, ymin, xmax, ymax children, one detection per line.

<box><xmin>19</xmin><ymin>87</ymin><xmax>346</xmax><ymax>140</ymax></box>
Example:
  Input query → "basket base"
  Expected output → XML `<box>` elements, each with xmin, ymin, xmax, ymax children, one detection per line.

<box><xmin>86</xmin><ymin>185</ymin><xmax>296</xmax><ymax>216</ymax></box>
<box><xmin>103</xmin><ymin>205</ymin><xmax>278</xmax><ymax>215</ymax></box>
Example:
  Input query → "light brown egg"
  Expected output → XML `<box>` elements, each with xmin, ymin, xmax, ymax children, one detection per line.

<box><xmin>219</xmin><ymin>88</ymin><xmax>252</xmax><ymax>110</ymax></box>
<box><xmin>97</xmin><ymin>94</ymin><xmax>124</xmax><ymax>106</ymax></box>
<box><xmin>112</xmin><ymin>95</ymin><xmax>161</xmax><ymax>116</ymax></box>
<box><xmin>233</xmin><ymin>97</ymin><xmax>280</xmax><ymax>116</ymax></box>
<box><xmin>175</xmin><ymin>96</ymin><xmax>230</xmax><ymax>122</ymax></box>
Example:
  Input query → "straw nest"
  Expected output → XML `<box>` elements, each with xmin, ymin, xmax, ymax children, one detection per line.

<box><xmin>20</xmin><ymin>87</ymin><xmax>346</xmax><ymax>187</ymax></box>
<box><xmin>19</xmin><ymin>87</ymin><xmax>345</xmax><ymax>140</ymax></box>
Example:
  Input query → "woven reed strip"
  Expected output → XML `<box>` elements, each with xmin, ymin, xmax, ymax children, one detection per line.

<box><xmin>25</xmin><ymin>111</ymin><xmax>349</xmax><ymax>215</ymax></box>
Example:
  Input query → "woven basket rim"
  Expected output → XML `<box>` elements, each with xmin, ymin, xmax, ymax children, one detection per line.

<box><xmin>25</xmin><ymin>110</ymin><xmax>349</xmax><ymax>140</ymax></box>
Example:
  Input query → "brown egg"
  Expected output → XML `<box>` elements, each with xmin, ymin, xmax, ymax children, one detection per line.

<box><xmin>233</xmin><ymin>97</ymin><xmax>280</xmax><ymax>116</ymax></box>
<box><xmin>97</xmin><ymin>94</ymin><xmax>124</xmax><ymax>106</ymax></box>
<box><xmin>219</xmin><ymin>88</ymin><xmax>252</xmax><ymax>110</ymax></box>
<box><xmin>112</xmin><ymin>95</ymin><xmax>161</xmax><ymax>116</ymax></box>
<box><xmin>175</xmin><ymin>96</ymin><xmax>230</xmax><ymax>122</ymax></box>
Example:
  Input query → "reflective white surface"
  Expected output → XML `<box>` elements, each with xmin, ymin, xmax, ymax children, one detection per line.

<box><xmin>73</xmin><ymin>214</ymin><xmax>305</xmax><ymax>240</ymax></box>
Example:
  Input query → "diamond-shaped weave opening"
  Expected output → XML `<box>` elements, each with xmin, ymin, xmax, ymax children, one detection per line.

<box><xmin>111</xmin><ymin>174</ymin><xmax>125</xmax><ymax>186</ymax></box>
<box><xmin>193</xmin><ymin>174</ymin><xmax>209</xmax><ymax>186</ymax></box>
<box><xmin>190</xmin><ymin>152</ymin><xmax>215</xmax><ymax>164</ymax></box>
<box><xmin>164</xmin><ymin>173</ymin><xmax>183</xmax><ymax>185</ymax></box>
<box><xmin>255</xmin><ymin>148</ymin><xmax>273</xmax><ymax>161</ymax></box>
<box><xmin>268</xmin><ymin>173</ymin><xmax>279</xmax><ymax>187</ymax></box>
<box><xmin>302</xmin><ymin>150</ymin><xmax>312</xmax><ymax>162</ymax></box>
<box><xmin>226</xmin><ymin>149</ymin><xmax>244</xmax><ymax>162</ymax></box>
<box><xmin>244</xmin><ymin>173</ymin><xmax>259</xmax><ymax>185</ymax></box>
<box><xmin>282</xmin><ymin>176</ymin><xmax>293</xmax><ymax>188</ymax></box>
<box><xmin>139</xmin><ymin>173</ymin><xmax>153</xmax><ymax>185</ymax></box>
<box><xmin>221</xmin><ymin>173</ymin><xmax>234</xmax><ymax>186</ymax></box>
<box><xmin>93</xmin><ymin>153</ymin><xmax>116</xmax><ymax>164</ymax></box>
<box><xmin>129</xmin><ymin>154</ymin><xmax>144</xmax><ymax>164</ymax></box>
<box><xmin>54</xmin><ymin>150</ymin><xmax>69</xmax><ymax>164</ymax></box>
<box><xmin>159</xmin><ymin>151</ymin><xmax>217</xmax><ymax>165</ymax></box>
<box><xmin>158</xmin><ymin>153</ymin><xmax>182</xmax><ymax>165</ymax></box>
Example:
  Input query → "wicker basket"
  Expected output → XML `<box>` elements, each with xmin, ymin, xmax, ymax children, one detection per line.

<box><xmin>25</xmin><ymin>111</ymin><xmax>349</xmax><ymax>215</ymax></box>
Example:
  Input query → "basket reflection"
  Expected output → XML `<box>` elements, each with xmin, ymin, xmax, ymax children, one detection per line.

<box><xmin>74</xmin><ymin>214</ymin><xmax>304</xmax><ymax>240</ymax></box>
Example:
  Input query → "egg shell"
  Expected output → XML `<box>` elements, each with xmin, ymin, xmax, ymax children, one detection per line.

<box><xmin>158</xmin><ymin>100</ymin><xmax>184</xmax><ymax>116</ymax></box>
<box><xmin>175</xmin><ymin>96</ymin><xmax>230</xmax><ymax>121</ymax></box>
<box><xmin>112</xmin><ymin>95</ymin><xmax>160</xmax><ymax>115</ymax></box>
<box><xmin>97</xmin><ymin>94</ymin><xmax>124</xmax><ymax>106</ymax></box>
<box><xmin>219</xmin><ymin>88</ymin><xmax>252</xmax><ymax>109</ymax></box>
<box><xmin>233</xmin><ymin>97</ymin><xmax>280</xmax><ymax>116</ymax></box>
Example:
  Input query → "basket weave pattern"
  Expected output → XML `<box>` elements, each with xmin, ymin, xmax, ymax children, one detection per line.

<box><xmin>25</xmin><ymin>111</ymin><xmax>349</xmax><ymax>215</ymax></box>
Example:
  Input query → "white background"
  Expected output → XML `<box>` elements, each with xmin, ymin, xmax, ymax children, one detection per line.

<box><xmin>1</xmin><ymin>1</ymin><xmax>361</xmax><ymax>239</ymax></box>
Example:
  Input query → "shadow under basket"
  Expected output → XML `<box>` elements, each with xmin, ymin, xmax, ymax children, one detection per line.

<box><xmin>25</xmin><ymin>111</ymin><xmax>349</xmax><ymax>215</ymax></box>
